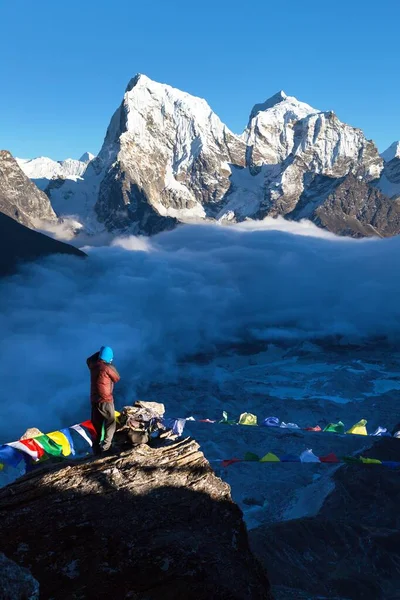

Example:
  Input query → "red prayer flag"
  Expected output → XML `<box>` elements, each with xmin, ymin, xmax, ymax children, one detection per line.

<box><xmin>305</xmin><ymin>426</ymin><xmax>322</xmax><ymax>432</ymax></box>
<box><xmin>80</xmin><ymin>420</ymin><xmax>97</xmax><ymax>440</ymax></box>
<box><xmin>221</xmin><ymin>458</ymin><xmax>242</xmax><ymax>467</ymax></box>
<box><xmin>20</xmin><ymin>438</ymin><xmax>45</xmax><ymax>459</ymax></box>
<box><xmin>320</xmin><ymin>452</ymin><xmax>340</xmax><ymax>463</ymax></box>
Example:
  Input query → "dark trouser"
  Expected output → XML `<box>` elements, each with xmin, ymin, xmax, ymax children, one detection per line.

<box><xmin>91</xmin><ymin>401</ymin><xmax>116</xmax><ymax>452</ymax></box>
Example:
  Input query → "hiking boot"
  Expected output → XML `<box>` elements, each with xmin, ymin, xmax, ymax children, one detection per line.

<box><xmin>99</xmin><ymin>444</ymin><xmax>114</xmax><ymax>456</ymax></box>
<box><xmin>92</xmin><ymin>444</ymin><xmax>102</xmax><ymax>456</ymax></box>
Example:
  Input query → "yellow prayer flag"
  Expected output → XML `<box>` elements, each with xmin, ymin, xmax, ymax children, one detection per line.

<box><xmin>47</xmin><ymin>431</ymin><xmax>71</xmax><ymax>456</ymax></box>
<box><xmin>360</xmin><ymin>456</ymin><xmax>381</xmax><ymax>465</ymax></box>
<box><xmin>238</xmin><ymin>412</ymin><xmax>258</xmax><ymax>426</ymax></box>
<box><xmin>346</xmin><ymin>419</ymin><xmax>368</xmax><ymax>436</ymax></box>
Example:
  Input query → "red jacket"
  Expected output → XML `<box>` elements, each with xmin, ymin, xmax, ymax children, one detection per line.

<box><xmin>87</xmin><ymin>353</ymin><xmax>120</xmax><ymax>404</ymax></box>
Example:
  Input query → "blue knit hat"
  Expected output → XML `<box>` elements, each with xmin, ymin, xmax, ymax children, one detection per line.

<box><xmin>99</xmin><ymin>346</ymin><xmax>113</xmax><ymax>363</ymax></box>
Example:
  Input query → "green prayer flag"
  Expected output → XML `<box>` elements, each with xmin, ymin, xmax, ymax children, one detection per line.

<box><xmin>323</xmin><ymin>421</ymin><xmax>345</xmax><ymax>434</ymax></box>
<box><xmin>260</xmin><ymin>452</ymin><xmax>280</xmax><ymax>462</ymax></box>
<box><xmin>342</xmin><ymin>455</ymin><xmax>361</xmax><ymax>464</ymax></box>
<box><xmin>244</xmin><ymin>452</ymin><xmax>260</xmax><ymax>461</ymax></box>
<box><xmin>219</xmin><ymin>411</ymin><xmax>237</xmax><ymax>425</ymax></box>
<box><xmin>36</xmin><ymin>435</ymin><xmax>64</xmax><ymax>458</ymax></box>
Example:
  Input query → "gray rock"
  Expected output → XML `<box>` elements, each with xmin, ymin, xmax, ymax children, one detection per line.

<box><xmin>0</xmin><ymin>552</ymin><xmax>39</xmax><ymax>600</ymax></box>
<box><xmin>0</xmin><ymin>437</ymin><xmax>272</xmax><ymax>600</ymax></box>
<box><xmin>0</xmin><ymin>150</ymin><xmax>56</xmax><ymax>228</ymax></box>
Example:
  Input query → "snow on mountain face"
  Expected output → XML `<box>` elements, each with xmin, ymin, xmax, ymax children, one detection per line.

<box><xmin>79</xmin><ymin>152</ymin><xmax>95</xmax><ymax>163</ymax></box>
<box><xmin>375</xmin><ymin>141</ymin><xmax>400</xmax><ymax>200</ymax></box>
<box><xmin>381</xmin><ymin>141</ymin><xmax>400</xmax><ymax>163</ymax></box>
<box><xmin>44</xmin><ymin>75</ymin><xmax>397</xmax><ymax>238</ymax></box>
<box><xmin>16</xmin><ymin>154</ymin><xmax>94</xmax><ymax>191</ymax></box>
<box><xmin>0</xmin><ymin>150</ymin><xmax>56</xmax><ymax>228</ymax></box>
<box><xmin>259</xmin><ymin>110</ymin><xmax>383</xmax><ymax>217</ymax></box>
<box><xmin>223</xmin><ymin>96</ymin><xmax>384</xmax><ymax>226</ymax></box>
<box><xmin>243</xmin><ymin>90</ymin><xmax>318</xmax><ymax>166</ymax></box>
<box><xmin>93</xmin><ymin>74</ymin><xmax>247</xmax><ymax>231</ymax></box>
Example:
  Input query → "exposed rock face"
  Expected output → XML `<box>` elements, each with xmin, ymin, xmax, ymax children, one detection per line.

<box><xmin>284</xmin><ymin>173</ymin><xmax>400</xmax><ymax>237</ymax></box>
<box><xmin>42</xmin><ymin>76</ymin><xmax>399</xmax><ymax>238</ymax></box>
<box><xmin>0</xmin><ymin>553</ymin><xmax>39</xmax><ymax>600</ymax></box>
<box><xmin>258</xmin><ymin>110</ymin><xmax>382</xmax><ymax>218</ymax></box>
<box><xmin>314</xmin><ymin>174</ymin><xmax>400</xmax><ymax>237</ymax></box>
<box><xmin>242</xmin><ymin>91</ymin><xmax>318</xmax><ymax>167</ymax></box>
<box><xmin>0</xmin><ymin>438</ymin><xmax>272</xmax><ymax>600</ymax></box>
<box><xmin>249</xmin><ymin>437</ymin><xmax>400</xmax><ymax>600</ymax></box>
<box><xmin>92</xmin><ymin>74</ymin><xmax>246</xmax><ymax>232</ymax></box>
<box><xmin>0</xmin><ymin>150</ymin><xmax>56</xmax><ymax>228</ymax></box>
<box><xmin>0</xmin><ymin>211</ymin><xmax>85</xmax><ymax>277</ymax></box>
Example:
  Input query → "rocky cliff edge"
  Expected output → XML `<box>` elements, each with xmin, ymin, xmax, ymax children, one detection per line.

<box><xmin>0</xmin><ymin>437</ymin><xmax>272</xmax><ymax>600</ymax></box>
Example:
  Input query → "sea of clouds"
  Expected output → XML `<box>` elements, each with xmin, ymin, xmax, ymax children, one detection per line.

<box><xmin>1</xmin><ymin>217</ymin><xmax>399</xmax><ymax>442</ymax></box>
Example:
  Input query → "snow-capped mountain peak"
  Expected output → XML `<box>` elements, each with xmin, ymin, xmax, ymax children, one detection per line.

<box><xmin>244</xmin><ymin>91</ymin><xmax>319</xmax><ymax>165</ymax></box>
<box><xmin>381</xmin><ymin>141</ymin><xmax>400</xmax><ymax>163</ymax></box>
<box><xmin>16</xmin><ymin>154</ymin><xmax>95</xmax><ymax>190</ymax></box>
<box><xmin>89</xmin><ymin>72</ymin><xmax>247</xmax><ymax>230</ymax></box>
<box><xmin>18</xmin><ymin>74</ymin><xmax>397</xmax><ymax>239</ymax></box>
<box><xmin>376</xmin><ymin>141</ymin><xmax>400</xmax><ymax>199</ymax></box>
<box><xmin>79</xmin><ymin>152</ymin><xmax>95</xmax><ymax>163</ymax></box>
<box><xmin>248</xmin><ymin>90</ymin><xmax>288</xmax><ymax>120</ymax></box>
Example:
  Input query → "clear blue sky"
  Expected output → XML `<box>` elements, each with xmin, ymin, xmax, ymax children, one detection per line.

<box><xmin>0</xmin><ymin>0</ymin><xmax>399</xmax><ymax>160</ymax></box>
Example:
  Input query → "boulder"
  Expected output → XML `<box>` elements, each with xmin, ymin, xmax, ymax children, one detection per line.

<box><xmin>0</xmin><ymin>438</ymin><xmax>272</xmax><ymax>599</ymax></box>
<box><xmin>0</xmin><ymin>552</ymin><xmax>39</xmax><ymax>600</ymax></box>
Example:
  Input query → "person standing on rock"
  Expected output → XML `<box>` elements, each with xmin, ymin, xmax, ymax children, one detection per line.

<box><xmin>87</xmin><ymin>346</ymin><xmax>120</xmax><ymax>455</ymax></box>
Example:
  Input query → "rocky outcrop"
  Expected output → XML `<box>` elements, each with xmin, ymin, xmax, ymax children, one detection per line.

<box><xmin>249</xmin><ymin>437</ymin><xmax>400</xmax><ymax>600</ymax></box>
<box><xmin>285</xmin><ymin>173</ymin><xmax>400</xmax><ymax>237</ymax></box>
<box><xmin>0</xmin><ymin>438</ymin><xmax>272</xmax><ymax>600</ymax></box>
<box><xmin>0</xmin><ymin>211</ymin><xmax>85</xmax><ymax>277</ymax></box>
<box><xmin>0</xmin><ymin>150</ymin><xmax>56</xmax><ymax>228</ymax></box>
<box><xmin>0</xmin><ymin>553</ymin><xmax>39</xmax><ymax>600</ymax></box>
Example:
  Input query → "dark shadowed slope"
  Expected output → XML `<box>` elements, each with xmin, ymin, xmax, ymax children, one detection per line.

<box><xmin>0</xmin><ymin>438</ymin><xmax>272</xmax><ymax>600</ymax></box>
<box><xmin>250</xmin><ymin>437</ymin><xmax>400</xmax><ymax>600</ymax></box>
<box><xmin>0</xmin><ymin>211</ymin><xmax>85</xmax><ymax>277</ymax></box>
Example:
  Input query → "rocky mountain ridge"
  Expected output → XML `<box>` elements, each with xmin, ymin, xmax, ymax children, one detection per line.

<box><xmin>14</xmin><ymin>75</ymin><xmax>400</xmax><ymax>237</ymax></box>
<box><xmin>0</xmin><ymin>150</ymin><xmax>57</xmax><ymax>228</ymax></box>
<box><xmin>16</xmin><ymin>152</ymin><xmax>94</xmax><ymax>191</ymax></box>
<box><xmin>0</xmin><ymin>211</ymin><xmax>85</xmax><ymax>277</ymax></box>
<box><xmin>0</xmin><ymin>151</ymin><xmax>86</xmax><ymax>276</ymax></box>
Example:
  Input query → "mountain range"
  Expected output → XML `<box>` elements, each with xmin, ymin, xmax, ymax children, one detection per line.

<box><xmin>3</xmin><ymin>74</ymin><xmax>400</xmax><ymax>238</ymax></box>
<box><xmin>0</xmin><ymin>150</ymin><xmax>85</xmax><ymax>275</ymax></box>
<box><xmin>16</xmin><ymin>152</ymin><xmax>94</xmax><ymax>191</ymax></box>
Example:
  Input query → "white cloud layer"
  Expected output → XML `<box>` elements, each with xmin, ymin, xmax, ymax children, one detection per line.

<box><xmin>0</xmin><ymin>219</ymin><xmax>397</xmax><ymax>441</ymax></box>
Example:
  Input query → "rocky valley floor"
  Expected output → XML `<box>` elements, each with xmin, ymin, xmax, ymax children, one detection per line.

<box><xmin>139</xmin><ymin>342</ymin><xmax>400</xmax><ymax>599</ymax></box>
